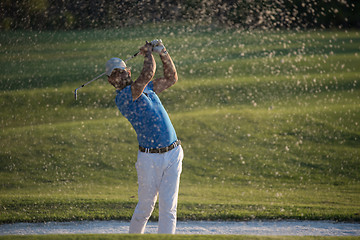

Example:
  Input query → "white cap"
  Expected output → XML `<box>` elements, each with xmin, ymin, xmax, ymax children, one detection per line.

<box><xmin>105</xmin><ymin>57</ymin><xmax>127</xmax><ymax>76</ymax></box>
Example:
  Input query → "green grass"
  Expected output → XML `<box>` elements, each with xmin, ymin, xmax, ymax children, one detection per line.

<box><xmin>0</xmin><ymin>235</ymin><xmax>359</xmax><ymax>240</ymax></box>
<box><xmin>1</xmin><ymin>235</ymin><xmax>359</xmax><ymax>240</ymax></box>
<box><xmin>0</xmin><ymin>23</ymin><xmax>359</xmax><ymax>225</ymax></box>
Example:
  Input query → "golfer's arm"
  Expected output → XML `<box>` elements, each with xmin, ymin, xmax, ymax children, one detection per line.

<box><xmin>131</xmin><ymin>53</ymin><xmax>156</xmax><ymax>101</ymax></box>
<box><xmin>152</xmin><ymin>52</ymin><xmax>178</xmax><ymax>94</ymax></box>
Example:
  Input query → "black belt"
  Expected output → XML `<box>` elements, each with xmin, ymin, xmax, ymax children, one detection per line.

<box><xmin>139</xmin><ymin>139</ymin><xmax>181</xmax><ymax>154</ymax></box>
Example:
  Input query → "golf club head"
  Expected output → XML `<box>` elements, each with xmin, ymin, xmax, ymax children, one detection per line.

<box><xmin>74</xmin><ymin>88</ymin><xmax>78</xmax><ymax>100</ymax></box>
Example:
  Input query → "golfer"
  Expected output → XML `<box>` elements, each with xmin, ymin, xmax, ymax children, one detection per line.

<box><xmin>106</xmin><ymin>40</ymin><xmax>183</xmax><ymax>234</ymax></box>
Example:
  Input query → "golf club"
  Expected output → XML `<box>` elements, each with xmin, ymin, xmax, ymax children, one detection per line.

<box><xmin>74</xmin><ymin>51</ymin><xmax>140</xmax><ymax>100</ymax></box>
<box><xmin>124</xmin><ymin>51</ymin><xmax>140</xmax><ymax>63</ymax></box>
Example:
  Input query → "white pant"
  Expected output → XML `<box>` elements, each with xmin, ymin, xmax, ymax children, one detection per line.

<box><xmin>129</xmin><ymin>145</ymin><xmax>183</xmax><ymax>234</ymax></box>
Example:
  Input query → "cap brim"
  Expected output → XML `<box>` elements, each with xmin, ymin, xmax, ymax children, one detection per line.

<box><xmin>106</xmin><ymin>66</ymin><xmax>126</xmax><ymax>76</ymax></box>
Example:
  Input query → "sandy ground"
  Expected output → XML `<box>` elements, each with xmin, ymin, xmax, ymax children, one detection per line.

<box><xmin>1</xmin><ymin>220</ymin><xmax>359</xmax><ymax>236</ymax></box>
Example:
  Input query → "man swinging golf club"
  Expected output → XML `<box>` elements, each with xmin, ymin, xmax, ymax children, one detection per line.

<box><xmin>106</xmin><ymin>39</ymin><xmax>183</xmax><ymax>234</ymax></box>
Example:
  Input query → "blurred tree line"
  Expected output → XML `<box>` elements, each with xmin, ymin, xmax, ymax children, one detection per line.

<box><xmin>1</xmin><ymin>0</ymin><xmax>359</xmax><ymax>30</ymax></box>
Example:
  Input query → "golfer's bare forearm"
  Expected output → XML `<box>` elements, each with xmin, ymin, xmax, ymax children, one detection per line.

<box><xmin>132</xmin><ymin>53</ymin><xmax>156</xmax><ymax>100</ymax></box>
<box><xmin>160</xmin><ymin>53</ymin><xmax>178</xmax><ymax>85</ymax></box>
<box><xmin>140</xmin><ymin>52</ymin><xmax>156</xmax><ymax>81</ymax></box>
<box><xmin>152</xmin><ymin>53</ymin><xmax>178</xmax><ymax>94</ymax></box>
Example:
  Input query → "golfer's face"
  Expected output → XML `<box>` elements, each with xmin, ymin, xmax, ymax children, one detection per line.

<box><xmin>119</xmin><ymin>68</ymin><xmax>131</xmax><ymax>79</ymax></box>
<box><xmin>109</xmin><ymin>68</ymin><xmax>130</xmax><ymax>84</ymax></box>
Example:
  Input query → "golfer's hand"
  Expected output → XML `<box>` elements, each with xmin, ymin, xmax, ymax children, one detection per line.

<box><xmin>139</xmin><ymin>41</ymin><xmax>153</xmax><ymax>56</ymax></box>
<box><xmin>151</xmin><ymin>39</ymin><xmax>166</xmax><ymax>54</ymax></box>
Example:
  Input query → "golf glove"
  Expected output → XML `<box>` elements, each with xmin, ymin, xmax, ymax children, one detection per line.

<box><xmin>151</xmin><ymin>39</ymin><xmax>166</xmax><ymax>54</ymax></box>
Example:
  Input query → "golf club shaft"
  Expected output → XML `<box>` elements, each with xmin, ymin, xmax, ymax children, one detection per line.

<box><xmin>74</xmin><ymin>72</ymin><xmax>106</xmax><ymax>100</ymax></box>
<box><xmin>74</xmin><ymin>51</ymin><xmax>140</xmax><ymax>100</ymax></box>
<box><xmin>124</xmin><ymin>51</ymin><xmax>140</xmax><ymax>63</ymax></box>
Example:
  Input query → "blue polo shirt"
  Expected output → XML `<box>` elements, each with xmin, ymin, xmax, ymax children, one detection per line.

<box><xmin>115</xmin><ymin>81</ymin><xmax>177</xmax><ymax>149</ymax></box>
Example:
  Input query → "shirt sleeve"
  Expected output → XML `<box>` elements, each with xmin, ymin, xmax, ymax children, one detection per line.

<box><xmin>147</xmin><ymin>81</ymin><xmax>154</xmax><ymax>91</ymax></box>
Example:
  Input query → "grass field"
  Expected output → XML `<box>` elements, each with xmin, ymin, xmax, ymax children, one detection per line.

<box><xmin>0</xmin><ymin>234</ymin><xmax>359</xmax><ymax>240</ymax></box>
<box><xmin>0</xmin><ymin>22</ymin><xmax>359</xmax><ymax>231</ymax></box>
